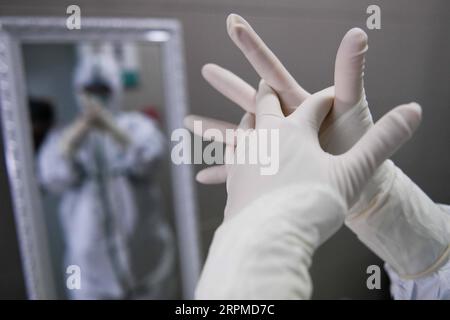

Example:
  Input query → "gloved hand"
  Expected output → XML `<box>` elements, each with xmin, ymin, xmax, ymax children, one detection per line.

<box><xmin>187</xmin><ymin>14</ymin><xmax>450</xmax><ymax>278</ymax></box>
<box><xmin>60</xmin><ymin>94</ymin><xmax>131</xmax><ymax>157</ymax></box>
<box><xmin>185</xmin><ymin>14</ymin><xmax>369</xmax><ymax>183</ymax></box>
<box><xmin>225</xmin><ymin>82</ymin><xmax>421</xmax><ymax>218</ymax></box>
<box><xmin>81</xmin><ymin>94</ymin><xmax>131</xmax><ymax>146</ymax></box>
<box><xmin>59</xmin><ymin>94</ymin><xmax>99</xmax><ymax>158</ymax></box>
<box><xmin>196</xmin><ymin>81</ymin><xmax>421</xmax><ymax>299</ymax></box>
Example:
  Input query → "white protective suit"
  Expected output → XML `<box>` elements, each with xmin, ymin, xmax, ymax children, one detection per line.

<box><xmin>386</xmin><ymin>205</ymin><xmax>450</xmax><ymax>300</ymax></box>
<box><xmin>38</xmin><ymin>43</ymin><xmax>176</xmax><ymax>299</ymax></box>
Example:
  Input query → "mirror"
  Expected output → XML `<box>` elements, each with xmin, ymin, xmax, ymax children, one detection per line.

<box><xmin>0</xmin><ymin>18</ymin><xmax>201</xmax><ymax>299</ymax></box>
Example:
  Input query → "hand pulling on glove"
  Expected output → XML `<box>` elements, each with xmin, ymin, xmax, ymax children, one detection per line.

<box><xmin>225</xmin><ymin>81</ymin><xmax>421</xmax><ymax>219</ymax></box>
<box><xmin>195</xmin><ymin>80</ymin><xmax>420</xmax><ymax>299</ymax></box>
<box><xmin>187</xmin><ymin>14</ymin><xmax>450</xmax><ymax>278</ymax></box>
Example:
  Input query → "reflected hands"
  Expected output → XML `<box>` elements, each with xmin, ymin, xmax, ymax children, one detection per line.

<box><xmin>79</xmin><ymin>93</ymin><xmax>131</xmax><ymax>146</ymax></box>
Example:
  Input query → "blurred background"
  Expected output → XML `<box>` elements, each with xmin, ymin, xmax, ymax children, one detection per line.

<box><xmin>0</xmin><ymin>0</ymin><xmax>449</xmax><ymax>299</ymax></box>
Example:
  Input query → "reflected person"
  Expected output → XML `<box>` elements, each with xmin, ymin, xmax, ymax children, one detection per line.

<box><xmin>37</xmin><ymin>43</ymin><xmax>176</xmax><ymax>299</ymax></box>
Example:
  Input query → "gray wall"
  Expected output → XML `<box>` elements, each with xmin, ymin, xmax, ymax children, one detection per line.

<box><xmin>22</xmin><ymin>44</ymin><xmax>77</xmax><ymax>298</ymax></box>
<box><xmin>0</xmin><ymin>0</ymin><xmax>449</xmax><ymax>299</ymax></box>
<box><xmin>0</xmin><ymin>130</ymin><xmax>26</xmax><ymax>299</ymax></box>
<box><xmin>123</xmin><ymin>44</ymin><xmax>165</xmax><ymax>112</ymax></box>
<box><xmin>23</xmin><ymin>44</ymin><xmax>78</xmax><ymax>124</ymax></box>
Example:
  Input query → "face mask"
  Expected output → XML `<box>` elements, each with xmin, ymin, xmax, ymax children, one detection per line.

<box><xmin>82</xmin><ymin>72</ymin><xmax>112</xmax><ymax>106</ymax></box>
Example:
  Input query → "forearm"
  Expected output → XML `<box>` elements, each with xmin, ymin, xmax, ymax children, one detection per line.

<box><xmin>347</xmin><ymin>161</ymin><xmax>450</xmax><ymax>278</ymax></box>
<box><xmin>38</xmin><ymin>131</ymin><xmax>81</xmax><ymax>193</ymax></box>
<box><xmin>60</xmin><ymin>117</ymin><xmax>91</xmax><ymax>157</ymax></box>
<box><xmin>196</xmin><ymin>185</ymin><xmax>346</xmax><ymax>299</ymax></box>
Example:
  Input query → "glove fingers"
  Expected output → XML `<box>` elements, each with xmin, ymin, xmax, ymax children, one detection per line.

<box><xmin>255</xmin><ymin>80</ymin><xmax>283</xmax><ymax>129</ymax></box>
<box><xmin>344</xmin><ymin>103</ymin><xmax>422</xmax><ymax>188</ymax></box>
<box><xmin>221</xmin><ymin>113</ymin><xmax>255</xmax><ymax>184</ymax></box>
<box><xmin>193</xmin><ymin>114</ymin><xmax>255</xmax><ymax>184</ymax></box>
<box><xmin>227</xmin><ymin>14</ymin><xmax>309</xmax><ymax>113</ymax></box>
<box><xmin>202</xmin><ymin>63</ymin><xmax>256</xmax><ymax>113</ymax></box>
<box><xmin>196</xmin><ymin>165</ymin><xmax>227</xmax><ymax>184</ymax></box>
<box><xmin>184</xmin><ymin>115</ymin><xmax>237</xmax><ymax>145</ymax></box>
<box><xmin>289</xmin><ymin>87</ymin><xmax>334</xmax><ymax>131</ymax></box>
<box><xmin>334</xmin><ymin>28</ymin><xmax>368</xmax><ymax>118</ymax></box>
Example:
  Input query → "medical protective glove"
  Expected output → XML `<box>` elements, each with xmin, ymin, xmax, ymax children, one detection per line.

<box><xmin>195</xmin><ymin>81</ymin><xmax>421</xmax><ymax>299</ymax></box>
<box><xmin>187</xmin><ymin>14</ymin><xmax>450</xmax><ymax>279</ymax></box>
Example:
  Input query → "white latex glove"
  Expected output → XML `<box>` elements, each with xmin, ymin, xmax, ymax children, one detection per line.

<box><xmin>196</xmin><ymin>81</ymin><xmax>421</xmax><ymax>299</ymax></box>
<box><xmin>185</xmin><ymin>14</ymin><xmax>369</xmax><ymax>183</ymax></box>
<box><xmin>59</xmin><ymin>102</ymin><xmax>95</xmax><ymax>158</ymax></box>
<box><xmin>186</xmin><ymin>14</ymin><xmax>450</xmax><ymax>278</ymax></box>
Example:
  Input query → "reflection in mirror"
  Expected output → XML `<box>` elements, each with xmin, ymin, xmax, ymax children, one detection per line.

<box><xmin>23</xmin><ymin>41</ymin><xmax>178</xmax><ymax>299</ymax></box>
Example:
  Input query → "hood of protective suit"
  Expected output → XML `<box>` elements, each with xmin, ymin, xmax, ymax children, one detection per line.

<box><xmin>74</xmin><ymin>43</ymin><xmax>123</xmax><ymax>112</ymax></box>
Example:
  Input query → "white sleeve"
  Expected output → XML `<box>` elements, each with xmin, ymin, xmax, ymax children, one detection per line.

<box><xmin>195</xmin><ymin>185</ymin><xmax>346</xmax><ymax>299</ymax></box>
<box><xmin>346</xmin><ymin>162</ymin><xmax>450</xmax><ymax>278</ymax></box>
<box><xmin>386</xmin><ymin>204</ymin><xmax>450</xmax><ymax>300</ymax></box>
<box><xmin>37</xmin><ymin>130</ymin><xmax>81</xmax><ymax>194</ymax></box>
